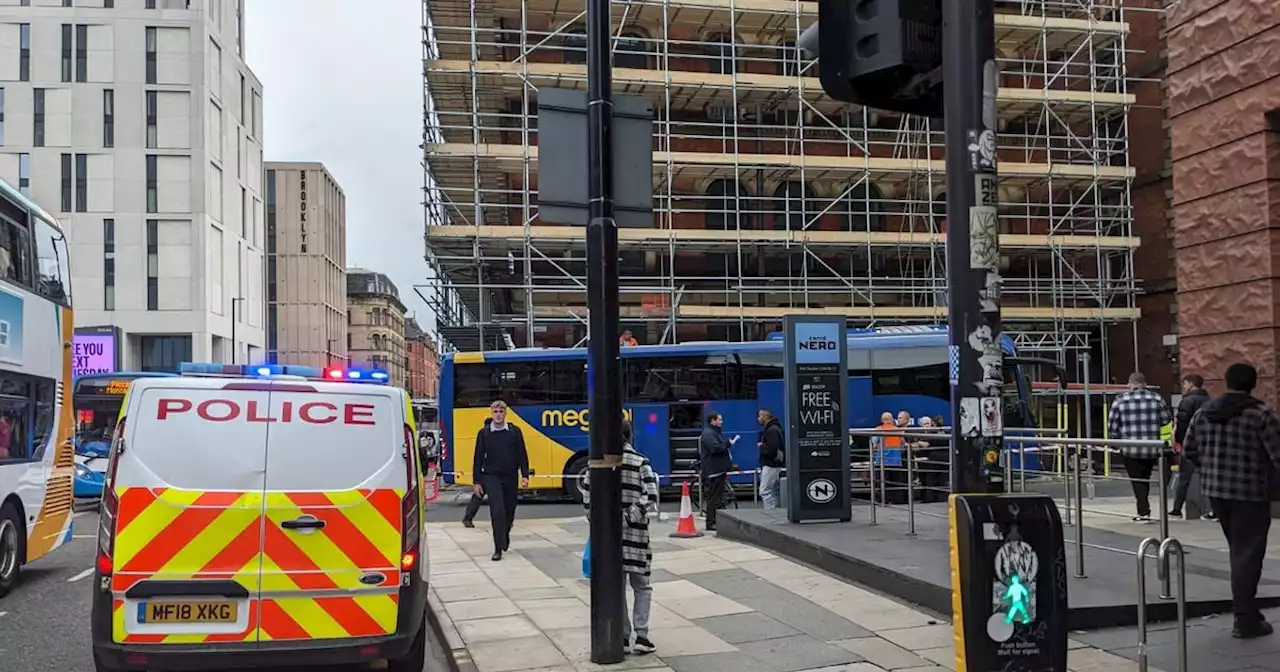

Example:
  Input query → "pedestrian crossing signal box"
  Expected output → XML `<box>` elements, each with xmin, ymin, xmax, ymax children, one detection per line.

<box><xmin>949</xmin><ymin>494</ymin><xmax>1067</xmax><ymax>672</ymax></box>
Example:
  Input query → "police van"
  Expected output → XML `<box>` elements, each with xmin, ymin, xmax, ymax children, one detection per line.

<box><xmin>90</xmin><ymin>364</ymin><xmax>429</xmax><ymax>672</ymax></box>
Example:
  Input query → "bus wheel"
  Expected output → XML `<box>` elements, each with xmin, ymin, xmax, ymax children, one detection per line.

<box><xmin>566</xmin><ymin>456</ymin><xmax>589</xmax><ymax>505</ymax></box>
<box><xmin>0</xmin><ymin>501</ymin><xmax>24</xmax><ymax>599</ymax></box>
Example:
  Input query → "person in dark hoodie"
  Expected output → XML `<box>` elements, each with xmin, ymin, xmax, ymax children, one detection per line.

<box><xmin>1169</xmin><ymin>373</ymin><xmax>1212</xmax><ymax>520</ymax></box>
<box><xmin>472</xmin><ymin>400</ymin><xmax>530</xmax><ymax>561</ymax></box>
<box><xmin>1183</xmin><ymin>363</ymin><xmax>1280</xmax><ymax>638</ymax></box>
<box><xmin>699</xmin><ymin>411</ymin><xmax>738</xmax><ymax>531</ymax></box>
<box><xmin>757</xmin><ymin>409</ymin><xmax>785</xmax><ymax>509</ymax></box>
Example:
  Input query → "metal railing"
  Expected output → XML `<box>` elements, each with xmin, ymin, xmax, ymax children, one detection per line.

<box><xmin>1136</xmin><ymin>537</ymin><xmax>1188</xmax><ymax>672</ymax></box>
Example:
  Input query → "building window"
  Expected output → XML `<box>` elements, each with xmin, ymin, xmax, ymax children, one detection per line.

<box><xmin>706</xmin><ymin>33</ymin><xmax>737</xmax><ymax>75</ymax></box>
<box><xmin>145</xmin><ymin>91</ymin><xmax>158</xmax><ymax>148</ymax></box>
<box><xmin>61</xmin><ymin>25</ymin><xmax>72</xmax><ymax>83</ymax></box>
<box><xmin>75</xmin><ymin>25</ymin><xmax>87</xmax><ymax>82</ymax></box>
<box><xmin>240</xmin><ymin>187</ymin><xmax>247</xmax><ymax>238</ymax></box>
<box><xmin>146</xmin><ymin>220</ymin><xmax>158</xmax><ymax>310</ymax></box>
<box><xmin>773</xmin><ymin>181</ymin><xmax>818</xmax><ymax>231</ymax></box>
<box><xmin>265</xmin><ymin>169</ymin><xmax>276</xmax><ymax>254</ymax></box>
<box><xmin>60</xmin><ymin>155</ymin><xmax>72</xmax><ymax>212</ymax></box>
<box><xmin>239</xmin><ymin>74</ymin><xmax>246</xmax><ymax>123</ymax></box>
<box><xmin>145</xmin><ymin>27</ymin><xmax>157</xmax><ymax>85</ymax></box>
<box><xmin>139</xmin><ymin>336</ymin><xmax>192</xmax><ymax>373</ymax></box>
<box><xmin>250</xmin><ymin>90</ymin><xmax>260</xmax><ymax>139</ymax></box>
<box><xmin>17</xmin><ymin>154</ymin><xmax>29</xmax><ymax>197</ymax></box>
<box><xmin>145</xmin><ymin>155</ymin><xmax>157</xmax><ymax>213</ymax></box>
<box><xmin>75</xmin><ymin>154</ymin><xmax>87</xmax><ymax>213</ymax></box>
<box><xmin>236</xmin><ymin>0</ymin><xmax>243</xmax><ymax>55</ymax></box>
<box><xmin>33</xmin><ymin>89</ymin><xmax>44</xmax><ymax>147</ymax></box>
<box><xmin>18</xmin><ymin>25</ymin><xmax>29</xmax><ymax>82</ymax></box>
<box><xmin>102</xmin><ymin>89</ymin><xmax>114</xmax><ymax>147</ymax></box>
<box><xmin>0</xmin><ymin>88</ymin><xmax>6</xmax><ymax>146</ymax></box>
<box><xmin>615</xmin><ymin>32</ymin><xmax>649</xmax><ymax>69</ymax></box>
<box><xmin>560</xmin><ymin>27</ymin><xmax>586</xmax><ymax>65</ymax></box>
<box><xmin>103</xmin><ymin>219</ymin><xmax>115</xmax><ymax>311</ymax></box>
<box><xmin>145</xmin><ymin>0</ymin><xmax>155</xmax><ymax>9</ymax></box>
<box><xmin>105</xmin><ymin>0</ymin><xmax>113</xmax><ymax>7</ymax></box>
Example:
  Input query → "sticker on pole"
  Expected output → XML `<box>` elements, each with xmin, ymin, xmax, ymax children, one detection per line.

<box><xmin>806</xmin><ymin>478</ymin><xmax>837</xmax><ymax>504</ymax></box>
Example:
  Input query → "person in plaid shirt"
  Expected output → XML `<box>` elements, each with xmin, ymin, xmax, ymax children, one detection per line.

<box><xmin>1108</xmin><ymin>372</ymin><xmax>1174</xmax><ymax>523</ymax></box>
<box><xmin>1183</xmin><ymin>363</ymin><xmax>1280</xmax><ymax>639</ymax></box>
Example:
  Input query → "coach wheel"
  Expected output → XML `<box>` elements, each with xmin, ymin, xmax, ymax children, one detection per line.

<box><xmin>566</xmin><ymin>456</ymin><xmax>589</xmax><ymax>505</ymax></box>
<box><xmin>0</xmin><ymin>501</ymin><xmax>24</xmax><ymax>598</ymax></box>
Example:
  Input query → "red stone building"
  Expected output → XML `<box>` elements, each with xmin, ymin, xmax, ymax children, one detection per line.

<box><xmin>1168</xmin><ymin>0</ymin><xmax>1280</xmax><ymax>403</ymax></box>
<box><xmin>405</xmin><ymin>317</ymin><xmax>441</xmax><ymax>399</ymax></box>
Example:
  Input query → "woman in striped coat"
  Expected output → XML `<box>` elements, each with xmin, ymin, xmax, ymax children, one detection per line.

<box><xmin>582</xmin><ymin>420</ymin><xmax>659</xmax><ymax>655</ymax></box>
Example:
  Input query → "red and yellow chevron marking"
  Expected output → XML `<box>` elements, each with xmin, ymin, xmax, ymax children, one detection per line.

<box><xmin>25</xmin><ymin>306</ymin><xmax>76</xmax><ymax>561</ymax></box>
<box><xmin>110</xmin><ymin>486</ymin><xmax>404</xmax><ymax>645</ymax></box>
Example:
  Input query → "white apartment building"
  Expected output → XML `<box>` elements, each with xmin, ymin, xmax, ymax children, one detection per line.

<box><xmin>0</xmin><ymin>0</ymin><xmax>265</xmax><ymax>372</ymax></box>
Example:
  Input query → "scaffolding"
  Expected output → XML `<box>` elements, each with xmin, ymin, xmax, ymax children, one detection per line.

<box><xmin>419</xmin><ymin>0</ymin><xmax>1139</xmax><ymax>367</ymax></box>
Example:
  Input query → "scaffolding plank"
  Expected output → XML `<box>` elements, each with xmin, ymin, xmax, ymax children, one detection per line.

<box><xmin>423</xmin><ymin>224</ymin><xmax>1140</xmax><ymax>250</ymax></box>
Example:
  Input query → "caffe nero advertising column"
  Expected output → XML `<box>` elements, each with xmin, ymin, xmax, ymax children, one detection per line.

<box><xmin>783</xmin><ymin>315</ymin><xmax>851</xmax><ymax>523</ymax></box>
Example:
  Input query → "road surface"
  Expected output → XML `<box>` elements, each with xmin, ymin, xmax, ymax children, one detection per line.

<box><xmin>0</xmin><ymin>507</ymin><xmax>451</xmax><ymax>672</ymax></box>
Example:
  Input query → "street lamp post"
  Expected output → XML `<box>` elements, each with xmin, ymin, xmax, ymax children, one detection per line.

<box><xmin>230</xmin><ymin>297</ymin><xmax>245</xmax><ymax>364</ymax></box>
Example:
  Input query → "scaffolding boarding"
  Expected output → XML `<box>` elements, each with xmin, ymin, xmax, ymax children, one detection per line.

<box><xmin>420</xmin><ymin>0</ymin><xmax>1141</xmax><ymax>359</ymax></box>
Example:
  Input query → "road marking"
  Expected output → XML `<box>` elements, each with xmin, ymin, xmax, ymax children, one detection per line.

<box><xmin>68</xmin><ymin>568</ymin><xmax>94</xmax><ymax>583</ymax></box>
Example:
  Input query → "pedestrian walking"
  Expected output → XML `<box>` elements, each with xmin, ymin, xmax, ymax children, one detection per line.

<box><xmin>757</xmin><ymin>409</ymin><xmax>785</xmax><ymax>509</ymax></box>
<box><xmin>1107</xmin><ymin>372</ymin><xmax>1174</xmax><ymax>523</ymax></box>
<box><xmin>699</xmin><ymin>411</ymin><xmax>737</xmax><ymax>531</ymax></box>
<box><xmin>1170</xmin><ymin>373</ymin><xmax>1212</xmax><ymax>520</ymax></box>
<box><xmin>1182</xmin><ymin>363</ymin><xmax>1280</xmax><ymax>638</ymax></box>
<box><xmin>471</xmin><ymin>400</ymin><xmax>530</xmax><ymax>561</ymax></box>
<box><xmin>582</xmin><ymin>420</ymin><xmax>659</xmax><ymax>654</ymax></box>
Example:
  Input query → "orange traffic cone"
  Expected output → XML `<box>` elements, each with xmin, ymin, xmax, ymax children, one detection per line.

<box><xmin>669</xmin><ymin>481</ymin><xmax>704</xmax><ymax>538</ymax></box>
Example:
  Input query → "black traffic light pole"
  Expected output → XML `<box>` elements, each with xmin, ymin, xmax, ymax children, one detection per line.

<box><xmin>585</xmin><ymin>0</ymin><xmax>627</xmax><ymax>662</ymax></box>
<box><xmin>943</xmin><ymin>0</ymin><xmax>1003</xmax><ymax>493</ymax></box>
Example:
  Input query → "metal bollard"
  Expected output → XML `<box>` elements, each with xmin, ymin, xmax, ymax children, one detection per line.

<box><xmin>753</xmin><ymin>469</ymin><xmax>760</xmax><ymax>506</ymax></box>
<box><xmin>906</xmin><ymin>451</ymin><xmax>916</xmax><ymax>536</ymax></box>
<box><xmin>1018</xmin><ymin>442</ymin><xmax>1027</xmax><ymax>493</ymax></box>
<box><xmin>1073</xmin><ymin>443</ymin><xmax>1086</xmax><ymax>578</ymax></box>
<box><xmin>1159</xmin><ymin>538</ymin><xmax>1188</xmax><ymax>672</ymax></box>
<box><xmin>1063</xmin><ymin>445</ymin><xmax>1074</xmax><ymax>527</ymax></box>
<box><xmin>869</xmin><ymin>454</ymin><xmax>878</xmax><ymax>526</ymax></box>
<box><xmin>1158</xmin><ymin>452</ymin><xmax>1172</xmax><ymax>599</ymax></box>
<box><xmin>1082</xmin><ymin>353</ymin><xmax>1096</xmax><ymax>500</ymax></box>
<box><xmin>1136</xmin><ymin>537</ymin><xmax>1160</xmax><ymax>672</ymax></box>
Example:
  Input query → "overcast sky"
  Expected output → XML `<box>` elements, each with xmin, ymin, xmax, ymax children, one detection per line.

<box><xmin>245</xmin><ymin>0</ymin><xmax>433</xmax><ymax>328</ymax></box>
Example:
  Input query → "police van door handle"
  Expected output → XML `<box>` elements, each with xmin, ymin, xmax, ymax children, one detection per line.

<box><xmin>281</xmin><ymin>516</ymin><xmax>326</xmax><ymax>531</ymax></box>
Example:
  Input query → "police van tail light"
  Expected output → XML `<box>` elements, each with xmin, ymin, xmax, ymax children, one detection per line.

<box><xmin>401</xmin><ymin>424</ymin><xmax>421</xmax><ymax>571</ymax></box>
<box><xmin>98</xmin><ymin>418</ymin><xmax>127</xmax><ymax>577</ymax></box>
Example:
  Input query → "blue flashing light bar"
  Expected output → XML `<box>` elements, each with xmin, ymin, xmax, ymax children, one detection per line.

<box><xmin>178</xmin><ymin>362</ymin><xmax>391</xmax><ymax>385</ymax></box>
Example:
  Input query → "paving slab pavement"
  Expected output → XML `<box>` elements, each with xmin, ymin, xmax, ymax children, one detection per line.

<box><xmin>426</xmin><ymin>517</ymin><xmax>1165</xmax><ymax>672</ymax></box>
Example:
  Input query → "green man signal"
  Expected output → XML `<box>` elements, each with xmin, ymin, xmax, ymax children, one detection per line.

<box><xmin>1003</xmin><ymin>575</ymin><xmax>1031</xmax><ymax>624</ymax></box>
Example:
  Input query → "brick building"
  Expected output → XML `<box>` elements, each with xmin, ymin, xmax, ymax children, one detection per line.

<box><xmin>405</xmin><ymin>316</ymin><xmax>441</xmax><ymax>398</ymax></box>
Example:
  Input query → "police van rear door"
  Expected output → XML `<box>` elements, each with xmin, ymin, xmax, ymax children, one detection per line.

<box><xmin>257</xmin><ymin>382</ymin><xmax>406</xmax><ymax>642</ymax></box>
<box><xmin>109</xmin><ymin>378</ymin><xmax>269</xmax><ymax>645</ymax></box>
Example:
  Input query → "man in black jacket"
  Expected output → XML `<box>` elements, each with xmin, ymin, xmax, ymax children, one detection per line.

<box><xmin>1170</xmin><ymin>374</ymin><xmax>1212</xmax><ymax>519</ymax></box>
<box><xmin>472</xmin><ymin>400</ymin><xmax>530</xmax><ymax>561</ymax></box>
<box><xmin>757</xmin><ymin>409</ymin><xmax>785</xmax><ymax>509</ymax></box>
<box><xmin>1183</xmin><ymin>363</ymin><xmax>1280</xmax><ymax>638</ymax></box>
<box><xmin>699</xmin><ymin>411</ymin><xmax>737</xmax><ymax>531</ymax></box>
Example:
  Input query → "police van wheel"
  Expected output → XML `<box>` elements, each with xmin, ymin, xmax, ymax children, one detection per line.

<box><xmin>0</xmin><ymin>501</ymin><xmax>23</xmax><ymax>599</ymax></box>
<box><xmin>388</xmin><ymin>618</ymin><xmax>428</xmax><ymax>672</ymax></box>
<box><xmin>92</xmin><ymin>651</ymin><xmax>123</xmax><ymax>672</ymax></box>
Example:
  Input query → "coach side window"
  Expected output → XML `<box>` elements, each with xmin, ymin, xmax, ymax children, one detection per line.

<box><xmin>33</xmin><ymin>214</ymin><xmax>70</xmax><ymax>305</ymax></box>
<box><xmin>0</xmin><ymin>213</ymin><xmax>31</xmax><ymax>288</ymax></box>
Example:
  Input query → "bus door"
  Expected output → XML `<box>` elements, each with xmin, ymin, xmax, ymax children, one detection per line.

<box><xmin>629</xmin><ymin>404</ymin><xmax>671</xmax><ymax>487</ymax></box>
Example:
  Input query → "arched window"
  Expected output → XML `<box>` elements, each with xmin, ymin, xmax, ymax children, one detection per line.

<box><xmin>705</xmin><ymin>179</ymin><xmax>752</xmax><ymax>230</ymax></box>
<box><xmin>844</xmin><ymin>182</ymin><xmax>885</xmax><ymax>232</ymax></box>
<box><xmin>772</xmin><ymin>181</ymin><xmax>818</xmax><ymax>231</ymax></box>
<box><xmin>562</xmin><ymin>26</ymin><xmax>587</xmax><ymax>65</ymax></box>
<box><xmin>616</xmin><ymin>31</ymin><xmax>649</xmax><ymax>69</ymax></box>
<box><xmin>776</xmin><ymin>41</ymin><xmax>800</xmax><ymax>76</ymax></box>
<box><xmin>705</xmin><ymin>33</ymin><xmax>736</xmax><ymax>75</ymax></box>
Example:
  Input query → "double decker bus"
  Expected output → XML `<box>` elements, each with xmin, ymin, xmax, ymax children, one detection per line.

<box><xmin>439</xmin><ymin>326</ymin><xmax>1042</xmax><ymax>502</ymax></box>
<box><xmin>71</xmin><ymin>372</ymin><xmax>177</xmax><ymax>498</ymax></box>
<box><xmin>0</xmin><ymin>179</ymin><xmax>75</xmax><ymax>598</ymax></box>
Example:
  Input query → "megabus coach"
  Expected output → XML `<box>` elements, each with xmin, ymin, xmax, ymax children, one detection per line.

<box><xmin>90</xmin><ymin>363</ymin><xmax>430</xmax><ymax>672</ymax></box>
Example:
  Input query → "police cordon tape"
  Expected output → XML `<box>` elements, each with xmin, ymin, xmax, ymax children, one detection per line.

<box><xmin>434</xmin><ymin>469</ymin><xmax>762</xmax><ymax>481</ymax></box>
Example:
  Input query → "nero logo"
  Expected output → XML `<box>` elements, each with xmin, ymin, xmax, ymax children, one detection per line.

<box><xmin>799</xmin><ymin>338</ymin><xmax>837</xmax><ymax>350</ymax></box>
